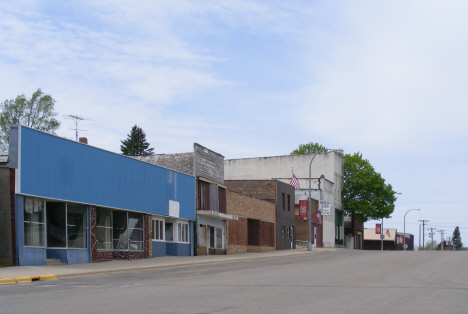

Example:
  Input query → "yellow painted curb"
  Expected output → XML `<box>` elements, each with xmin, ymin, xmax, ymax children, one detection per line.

<box><xmin>0</xmin><ymin>278</ymin><xmax>16</xmax><ymax>285</ymax></box>
<box><xmin>14</xmin><ymin>276</ymin><xmax>32</xmax><ymax>283</ymax></box>
<box><xmin>39</xmin><ymin>274</ymin><xmax>57</xmax><ymax>281</ymax></box>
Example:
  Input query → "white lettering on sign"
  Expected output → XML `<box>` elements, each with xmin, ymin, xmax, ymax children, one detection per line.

<box><xmin>319</xmin><ymin>200</ymin><xmax>332</xmax><ymax>215</ymax></box>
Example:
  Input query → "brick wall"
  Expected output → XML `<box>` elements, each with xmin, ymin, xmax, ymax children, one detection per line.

<box><xmin>226</xmin><ymin>190</ymin><xmax>276</xmax><ymax>253</ymax></box>
<box><xmin>225</xmin><ymin>180</ymin><xmax>276</xmax><ymax>203</ymax></box>
<box><xmin>226</xmin><ymin>190</ymin><xmax>275</xmax><ymax>222</ymax></box>
<box><xmin>294</xmin><ymin>200</ymin><xmax>322</xmax><ymax>247</ymax></box>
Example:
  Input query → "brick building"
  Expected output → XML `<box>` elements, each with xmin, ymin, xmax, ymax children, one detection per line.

<box><xmin>226</xmin><ymin>190</ymin><xmax>276</xmax><ymax>254</ymax></box>
<box><xmin>224</xmin><ymin>180</ymin><xmax>295</xmax><ymax>250</ymax></box>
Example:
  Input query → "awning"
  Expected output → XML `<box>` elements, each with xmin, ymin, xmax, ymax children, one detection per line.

<box><xmin>196</xmin><ymin>210</ymin><xmax>238</xmax><ymax>221</ymax></box>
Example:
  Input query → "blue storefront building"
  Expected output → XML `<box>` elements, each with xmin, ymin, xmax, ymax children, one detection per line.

<box><xmin>3</xmin><ymin>126</ymin><xmax>195</xmax><ymax>266</ymax></box>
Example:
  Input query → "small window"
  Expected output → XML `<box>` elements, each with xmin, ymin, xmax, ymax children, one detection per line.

<box><xmin>165</xmin><ymin>222</ymin><xmax>174</xmax><ymax>241</ymax></box>
<box><xmin>281</xmin><ymin>226</ymin><xmax>285</xmax><ymax>238</ymax></box>
<box><xmin>282</xmin><ymin>193</ymin><xmax>285</xmax><ymax>210</ymax></box>
<box><xmin>287</xmin><ymin>227</ymin><xmax>290</xmax><ymax>238</ymax></box>
<box><xmin>178</xmin><ymin>223</ymin><xmax>189</xmax><ymax>243</ymax></box>
<box><xmin>152</xmin><ymin>219</ymin><xmax>164</xmax><ymax>241</ymax></box>
<box><xmin>287</xmin><ymin>195</ymin><xmax>291</xmax><ymax>211</ymax></box>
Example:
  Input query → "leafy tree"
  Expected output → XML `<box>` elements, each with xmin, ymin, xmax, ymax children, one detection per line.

<box><xmin>0</xmin><ymin>89</ymin><xmax>60</xmax><ymax>150</ymax></box>
<box><xmin>290</xmin><ymin>144</ymin><xmax>397</xmax><ymax>223</ymax></box>
<box><xmin>290</xmin><ymin>142</ymin><xmax>328</xmax><ymax>155</ymax></box>
<box><xmin>120</xmin><ymin>125</ymin><xmax>154</xmax><ymax>156</ymax></box>
<box><xmin>422</xmin><ymin>240</ymin><xmax>438</xmax><ymax>250</ymax></box>
<box><xmin>343</xmin><ymin>153</ymin><xmax>396</xmax><ymax>222</ymax></box>
<box><xmin>452</xmin><ymin>226</ymin><xmax>462</xmax><ymax>250</ymax></box>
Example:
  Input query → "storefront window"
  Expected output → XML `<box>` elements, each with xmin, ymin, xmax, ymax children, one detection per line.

<box><xmin>96</xmin><ymin>208</ymin><xmax>112</xmax><ymax>250</ymax></box>
<box><xmin>47</xmin><ymin>201</ymin><xmax>67</xmax><ymax>247</ymax></box>
<box><xmin>24</xmin><ymin>197</ymin><xmax>45</xmax><ymax>247</ymax></box>
<box><xmin>128</xmin><ymin>212</ymin><xmax>143</xmax><ymax>251</ymax></box>
<box><xmin>67</xmin><ymin>203</ymin><xmax>88</xmax><ymax>248</ymax></box>
<box><xmin>165</xmin><ymin>222</ymin><xmax>174</xmax><ymax>241</ymax></box>
<box><xmin>113</xmin><ymin>210</ymin><xmax>128</xmax><ymax>250</ymax></box>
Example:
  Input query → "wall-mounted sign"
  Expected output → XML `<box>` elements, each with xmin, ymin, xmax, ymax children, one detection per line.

<box><xmin>398</xmin><ymin>234</ymin><xmax>404</xmax><ymax>245</ymax></box>
<box><xmin>299</xmin><ymin>200</ymin><xmax>308</xmax><ymax>218</ymax></box>
<box><xmin>375</xmin><ymin>224</ymin><xmax>381</xmax><ymax>234</ymax></box>
<box><xmin>319</xmin><ymin>200</ymin><xmax>332</xmax><ymax>215</ymax></box>
<box><xmin>169</xmin><ymin>200</ymin><xmax>180</xmax><ymax>218</ymax></box>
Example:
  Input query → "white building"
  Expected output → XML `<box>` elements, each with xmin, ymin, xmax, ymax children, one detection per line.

<box><xmin>224</xmin><ymin>152</ymin><xmax>344</xmax><ymax>248</ymax></box>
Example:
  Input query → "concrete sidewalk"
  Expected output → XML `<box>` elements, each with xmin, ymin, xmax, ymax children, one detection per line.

<box><xmin>0</xmin><ymin>248</ymin><xmax>340</xmax><ymax>283</ymax></box>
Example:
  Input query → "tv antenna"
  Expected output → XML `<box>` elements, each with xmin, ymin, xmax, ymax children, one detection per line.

<box><xmin>63</xmin><ymin>115</ymin><xmax>94</xmax><ymax>141</ymax></box>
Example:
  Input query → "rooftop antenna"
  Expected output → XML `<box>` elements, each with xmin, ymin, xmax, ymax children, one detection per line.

<box><xmin>63</xmin><ymin>115</ymin><xmax>94</xmax><ymax>141</ymax></box>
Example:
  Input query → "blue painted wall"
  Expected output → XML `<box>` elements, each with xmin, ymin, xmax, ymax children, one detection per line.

<box><xmin>22</xmin><ymin>248</ymin><xmax>46</xmax><ymax>266</ymax></box>
<box><xmin>166</xmin><ymin>243</ymin><xmax>191</xmax><ymax>256</ymax></box>
<box><xmin>152</xmin><ymin>241</ymin><xmax>167</xmax><ymax>257</ymax></box>
<box><xmin>18</xmin><ymin>127</ymin><xmax>195</xmax><ymax>220</ymax></box>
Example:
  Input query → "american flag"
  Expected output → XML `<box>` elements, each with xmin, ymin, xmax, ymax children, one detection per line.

<box><xmin>316</xmin><ymin>210</ymin><xmax>322</xmax><ymax>224</ymax></box>
<box><xmin>290</xmin><ymin>173</ymin><xmax>300</xmax><ymax>190</ymax></box>
<box><xmin>386</xmin><ymin>229</ymin><xmax>391</xmax><ymax>237</ymax></box>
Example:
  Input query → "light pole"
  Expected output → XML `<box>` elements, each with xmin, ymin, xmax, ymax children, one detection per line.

<box><xmin>307</xmin><ymin>149</ymin><xmax>341</xmax><ymax>251</ymax></box>
<box><xmin>403</xmin><ymin>208</ymin><xmax>420</xmax><ymax>251</ymax></box>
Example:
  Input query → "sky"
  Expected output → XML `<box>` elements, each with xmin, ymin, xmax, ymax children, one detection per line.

<box><xmin>1</xmin><ymin>1</ymin><xmax>467</xmax><ymax>248</ymax></box>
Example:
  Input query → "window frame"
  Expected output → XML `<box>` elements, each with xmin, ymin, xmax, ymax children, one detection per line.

<box><xmin>152</xmin><ymin>217</ymin><xmax>165</xmax><ymax>241</ymax></box>
<box><xmin>23</xmin><ymin>197</ymin><xmax>46</xmax><ymax>248</ymax></box>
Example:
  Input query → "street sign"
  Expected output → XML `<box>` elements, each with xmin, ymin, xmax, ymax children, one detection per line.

<box><xmin>380</xmin><ymin>234</ymin><xmax>385</xmax><ymax>240</ymax></box>
<box><xmin>319</xmin><ymin>200</ymin><xmax>332</xmax><ymax>215</ymax></box>
<box><xmin>299</xmin><ymin>200</ymin><xmax>308</xmax><ymax>218</ymax></box>
<box><xmin>403</xmin><ymin>244</ymin><xmax>408</xmax><ymax>249</ymax></box>
<box><xmin>375</xmin><ymin>224</ymin><xmax>381</xmax><ymax>234</ymax></box>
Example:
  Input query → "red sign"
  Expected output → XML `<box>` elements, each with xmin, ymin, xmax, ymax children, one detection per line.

<box><xmin>299</xmin><ymin>200</ymin><xmax>308</xmax><ymax>218</ymax></box>
<box><xmin>375</xmin><ymin>224</ymin><xmax>381</xmax><ymax>234</ymax></box>
<box><xmin>398</xmin><ymin>235</ymin><xmax>404</xmax><ymax>244</ymax></box>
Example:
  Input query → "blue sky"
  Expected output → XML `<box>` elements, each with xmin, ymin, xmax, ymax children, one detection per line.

<box><xmin>1</xmin><ymin>1</ymin><xmax>467</xmax><ymax>247</ymax></box>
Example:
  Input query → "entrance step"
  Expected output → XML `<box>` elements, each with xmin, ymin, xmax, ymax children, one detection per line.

<box><xmin>46</xmin><ymin>259</ymin><xmax>65</xmax><ymax>266</ymax></box>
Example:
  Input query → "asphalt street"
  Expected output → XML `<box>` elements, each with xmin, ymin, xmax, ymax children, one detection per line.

<box><xmin>1</xmin><ymin>250</ymin><xmax>467</xmax><ymax>314</ymax></box>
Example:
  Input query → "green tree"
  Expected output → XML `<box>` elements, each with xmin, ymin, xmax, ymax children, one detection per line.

<box><xmin>452</xmin><ymin>226</ymin><xmax>462</xmax><ymax>250</ymax></box>
<box><xmin>422</xmin><ymin>240</ymin><xmax>438</xmax><ymax>250</ymax></box>
<box><xmin>120</xmin><ymin>125</ymin><xmax>154</xmax><ymax>156</ymax></box>
<box><xmin>290</xmin><ymin>144</ymin><xmax>397</xmax><ymax>223</ymax></box>
<box><xmin>0</xmin><ymin>89</ymin><xmax>60</xmax><ymax>150</ymax></box>
<box><xmin>290</xmin><ymin>142</ymin><xmax>328</xmax><ymax>155</ymax></box>
<box><xmin>343</xmin><ymin>153</ymin><xmax>397</xmax><ymax>222</ymax></box>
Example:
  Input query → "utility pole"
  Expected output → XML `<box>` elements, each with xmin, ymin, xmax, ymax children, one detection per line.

<box><xmin>427</xmin><ymin>227</ymin><xmax>436</xmax><ymax>250</ymax></box>
<box><xmin>438</xmin><ymin>230</ymin><xmax>445</xmax><ymax>251</ymax></box>
<box><xmin>448</xmin><ymin>236</ymin><xmax>452</xmax><ymax>251</ymax></box>
<box><xmin>419</xmin><ymin>220</ymin><xmax>429</xmax><ymax>249</ymax></box>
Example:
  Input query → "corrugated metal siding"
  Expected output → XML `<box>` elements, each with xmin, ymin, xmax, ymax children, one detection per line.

<box><xmin>194</xmin><ymin>143</ymin><xmax>224</xmax><ymax>185</ymax></box>
<box><xmin>18</xmin><ymin>127</ymin><xmax>195</xmax><ymax>220</ymax></box>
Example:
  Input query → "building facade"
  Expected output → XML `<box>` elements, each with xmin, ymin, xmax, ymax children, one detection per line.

<box><xmin>224</xmin><ymin>152</ymin><xmax>344</xmax><ymax>248</ymax></box>
<box><xmin>225</xmin><ymin>190</ymin><xmax>276</xmax><ymax>254</ymax></box>
<box><xmin>224</xmin><ymin>180</ymin><xmax>295</xmax><ymax>250</ymax></box>
<box><xmin>3</xmin><ymin>126</ymin><xmax>196</xmax><ymax>266</ymax></box>
<box><xmin>135</xmin><ymin>143</ymin><xmax>237</xmax><ymax>256</ymax></box>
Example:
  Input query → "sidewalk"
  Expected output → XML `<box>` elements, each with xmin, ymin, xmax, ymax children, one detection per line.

<box><xmin>0</xmin><ymin>248</ymin><xmax>340</xmax><ymax>283</ymax></box>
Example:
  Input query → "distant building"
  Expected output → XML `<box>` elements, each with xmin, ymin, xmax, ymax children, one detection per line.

<box><xmin>225</xmin><ymin>153</ymin><xmax>344</xmax><ymax>248</ymax></box>
<box><xmin>363</xmin><ymin>228</ymin><xmax>397</xmax><ymax>250</ymax></box>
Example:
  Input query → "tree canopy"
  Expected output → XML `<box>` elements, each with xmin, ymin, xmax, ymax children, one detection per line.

<box><xmin>0</xmin><ymin>88</ymin><xmax>60</xmax><ymax>150</ymax></box>
<box><xmin>290</xmin><ymin>144</ymin><xmax>397</xmax><ymax>222</ymax></box>
<box><xmin>290</xmin><ymin>142</ymin><xmax>328</xmax><ymax>155</ymax></box>
<box><xmin>120</xmin><ymin>125</ymin><xmax>154</xmax><ymax>156</ymax></box>
<box><xmin>452</xmin><ymin>226</ymin><xmax>463</xmax><ymax>250</ymax></box>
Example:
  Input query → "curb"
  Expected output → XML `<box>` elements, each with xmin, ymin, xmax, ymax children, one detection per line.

<box><xmin>0</xmin><ymin>274</ymin><xmax>57</xmax><ymax>285</ymax></box>
<box><xmin>57</xmin><ymin>248</ymin><xmax>338</xmax><ymax>279</ymax></box>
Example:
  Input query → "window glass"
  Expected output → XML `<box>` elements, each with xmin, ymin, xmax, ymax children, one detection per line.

<box><xmin>165</xmin><ymin>222</ymin><xmax>173</xmax><ymax>241</ymax></box>
<box><xmin>215</xmin><ymin>228</ymin><xmax>222</xmax><ymax>248</ymax></box>
<box><xmin>288</xmin><ymin>195</ymin><xmax>290</xmax><ymax>211</ymax></box>
<box><xmin>96</xmin><ymin>208</ymin><xmax>112</xmax><ymax>250</ymax></box>
<box><xmin>128</xmin><ymin>212</ymin><xmax>143</xmax><ymax>251</ymax></box>
<box><xmin>67</xmin><ymin>203</ymin><xmax>88</xmax><ymax>248</ymax></box>
<box><xmin>152</xmin><ymin>219</ymin><xmax>164</xmax><ymax>241</ymax></box>
<box><xmin>24</xmin><ymin>197</ymin><xmax>45</xmax><ymax>247</ymax></box>
<box><xmin>113</xmin><ymin>211</ymin><xmax>128</xmax><ymax>249</ymax></box>
<box><xmin>47</xmin><ymin>202</ymin><xmax>67</xmax><ymax>247</ymax></box>
<box><xmin>281</xmin><ymin>225</ymin><xmax>285</xmax><ymax>238</ymax></box>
